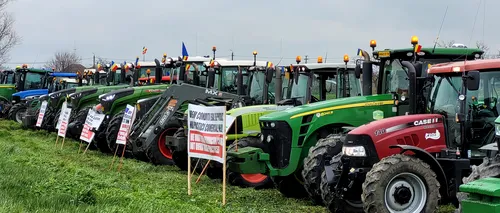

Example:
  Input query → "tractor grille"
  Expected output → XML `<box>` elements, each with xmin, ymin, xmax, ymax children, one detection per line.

<box><xmin>260</xmin><ymin>121</ymin><xmax>292</xmax><ymax>169</ymax></box>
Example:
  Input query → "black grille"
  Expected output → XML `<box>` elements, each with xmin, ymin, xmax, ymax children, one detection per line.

<box><xmin>261</xmin><ymin>121</ymin><xmax>292</xmax><ymax>169</ymax></box>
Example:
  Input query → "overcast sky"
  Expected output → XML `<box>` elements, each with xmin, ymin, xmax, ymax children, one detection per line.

<box><xmin>4</xmin><ymin>0</ymin><xmax>496</xmax><ymax>68</ymax></box>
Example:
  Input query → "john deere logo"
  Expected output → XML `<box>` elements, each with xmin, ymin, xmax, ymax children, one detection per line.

<box><xmin>373</xmin><ymin>110</ymin><xmax>384</xmax><ymax>120</ymax></box>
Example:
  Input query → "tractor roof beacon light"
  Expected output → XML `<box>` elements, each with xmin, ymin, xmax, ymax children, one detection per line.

<box><xmin>253</xmin><ymin>51</ymin><xmax>258</xmax><ymax>66</ymax></box>
<box><xmin>411</xmin><ymin>35</ymin><xmax>419</xmax><ymax>46</ymax></box>
<box><xmin>317</xmin><ymin>56</ymin><xmax>323</xmax><ymax>63</ymax></box>
<box><xmin>213</xmin><ymin>46</ymin><xmax>217</xmax><ymax>60</ymax></box>
<box><xmin>343</xmin><ymin>54</ymin><xmax>349</xmax><ymax>65</ymax></box>
<box><xmin>296</xmin><ymin>56</ymin><xmax>302</xmax><ymax>64</ymax></box>
<box><xmin>370</xmin><ymin>40</ymin><xmax>377</xmax><ymax>51</ymax></box>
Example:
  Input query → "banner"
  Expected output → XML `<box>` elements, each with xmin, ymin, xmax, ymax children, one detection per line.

<box><xmin>79</xmin><ymin>109</ymin><xmax>105</xmax><ymax>143</ymax></box>
<box><xmin>35</xmin><ymin>101</ymin><xmax>48</xmax><ymax>127</ymax></box>
<box><xmin>116</xmin><ymin>105</ymin><xmax>136</xmax><ymax>145</ymax></box>
<box><xmin>57</xmin><ymin>107</ymin><xmax>72</xmax><ymax>137</ymax></box>
<box><xmin>187</xmin><ymin>104</ymin><xmax>226</xmax><ymax>163</ymax></box>
<box><xmin>56</xmin><ymin>101</ymin><xmax>68</xmax><ymax>129</ymax></box>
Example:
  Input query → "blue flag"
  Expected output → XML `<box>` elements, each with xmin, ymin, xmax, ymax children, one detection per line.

<box><xmin>182</xmin><ymin>42</ymin><xmax>189</xmax><ymax>60</ymax></box>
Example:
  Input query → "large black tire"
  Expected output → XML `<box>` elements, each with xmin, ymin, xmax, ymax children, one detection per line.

<box><xmin>40</xmin><ymin>107</ymin><xmax>54</xmax><ymax>131</ymax></box>
<box><xmin>147</xmin><ymin>121</ymin><xmax>182</xmax><ymax>165</ymax></box>
<box><xmin>105</xmin><ymin>112</ymin><xmax>134</xmax><ymax>157</ymax></box>
<box><xmin>272</xmin><ymin>174</ymin><xmax>307</xmax><ymax>199</ymax></box>
<box><xmin>8</xmin><ymin>103</ymin><xmax>27</xmax><ymax>123</ymax></box>
<box><xmin>227</xmin><ymin>137</ymin><xmax>273</xmax><ymax>189</ymax></box>
<box><xmin>301</xmin><ymin>134</ymin><xmax>343</xmax><ymax>205</ymax></box>
<box><xmin>49</xmin><ymin>108</ymin><xmax>61</xmax><ymax>132</ymax></box>
<box><xmin>320</xmin><ymin>154</ymin><xmax>363</xmax><ymax>213</ymax></box>
<box><xmin>361</xmin><ymin>154</ymin><xmax>440</xmax><ymax>213</ymax></box>
<box><xmin>456</xmin><ymin>155</ymin><xmax>500</xmax><ymax>213</ymax></box>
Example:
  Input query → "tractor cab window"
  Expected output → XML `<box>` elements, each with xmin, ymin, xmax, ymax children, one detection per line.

<box><xmin>337</xmin><ymin>69</ymin><xmax>362</xmax><ymax>98</ymax></box>
<box><xmin>325</xmin><ymin>78</ymin><xmax>337</xmax><ymax>99</ymax></box>
<box><xmin>248</xmin><ymin>71</ymin><xmax>269</xmax><ymax>104</ymax></box>
<box><xmin>23</xmin><ymin>72</ymin><xmax>45</xmax><ymax>90</ymax></box>
<box><xmin>384</xmin><ymin>59</ymin><xmax>409</xmax><ymax>97</ymax></box>
<box><xmin>185</xmin><ymin>63</ymin><xmax>206</xmax><ymax>86</ymax></box>
<box><xmin>217</xmin><ymin>66</ymin><xmax>249</xmax><ymax>94</ymax></box>
<box><xmin>113</xmin><ymin>70</ymin><xmax>122</xmax><ymax>84</ymax></box>
<box><xmin>430</xmin><ymin>71</ymin><xmax>500</xmax><ymax>150</ymax></box>
<box><xmin>289</xmin><ymin>73</ymin><xmax>309</xmax><ymax>105</ymax></box>
<box><xmin>139</xmin><ymin>67</ymin><xmax>155</xmax><ymax>78</ymax></box>
<box><xmin>1</xmin><ymin>72</ymin><xmax>14</xmax><ymax>84</ymax></box>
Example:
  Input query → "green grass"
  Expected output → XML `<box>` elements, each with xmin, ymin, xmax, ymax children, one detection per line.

<box><xmin>0</xmin><ymin>120</ymin><xmax>456</xmax><ymax>213</ymax></box>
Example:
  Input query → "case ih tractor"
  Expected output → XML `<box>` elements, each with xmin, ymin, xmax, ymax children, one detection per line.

<box><xmin>322</xmin><ymin>58</ymin><xmax>500</xmax><ymax>212</ymax></box>
<box><xmin>226</xmin><ymin>36</ymin><xmax>484</xmax><ymax>205</ymax></box>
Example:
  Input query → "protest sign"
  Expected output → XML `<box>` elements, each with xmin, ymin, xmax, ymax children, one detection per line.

<box><xmin>35</xmin><ymin>101</ymin><xmax>48</xmax><ymax>127</ymax></box>
<box><xmin>55</xmin><ymin>101</ymin><xmax>68</xmax><ymax>130</ymax></box>
<box><xmin>116</xmin><ymin>105</ymin><xmax>136</xmax><ymax>145</ymax></box>
<box><xmin>79</xmin><ymin>109</ymin><xmax>105</xmax><ymax>143</ymax></box>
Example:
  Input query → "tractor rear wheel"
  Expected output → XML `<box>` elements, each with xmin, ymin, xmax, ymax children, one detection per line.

<box><xmin>320</xmin><ymin>154</ymin><xmax>363</xmax><ymax>213</ymax></box>
<box><xmin>227</xmin><ymin>137</ymin><xmax>273</xmax><ymax>189</ymax></box>
<box><xmin>8</xmin><ymin>103</ymin><xmax>27</xmax><ymax>124</ymax></box>
<box><xmin>456</xmin><ymin>155</ymin><xmax>500</xmax><ymax>212</ymax></box>
<box><xmin>147</xmin><ymin>121</ymin><xmax>182</xmax><ymax>165</ymax></box>
<box><xmin>361</xmin><ymin>154</ymin><xmax>440</xmax><ymax>213</ymax></box>
<box><xmin>301</xmin><ymin>134</ymin><xmax>343</xmax><ymax>205</ymax></box>
<box><xmin>272</xmin><ymin>173</ymin><xmax>307</xmax><ymax>199</ymax></box>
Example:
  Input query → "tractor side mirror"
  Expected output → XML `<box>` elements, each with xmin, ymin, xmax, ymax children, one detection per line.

<box><xmin>293</xmin><ymin>67</ymin><xmax>299</xmax><ymax>84</ymax></box>
<box><xmin>207</xmin><ymin>68</ymin><xmax>215</xmax><ymax>88</ymax></box>
<box><xmin>467</xmin><ymin>71</ymin><xmax>480</xmax><ymax>91</ymax></box>
<box><xmin>265</xmin><ymin>67</ymin><xmax>274</xmax><ymax>83</ymax></box>
<box><xmin>354</xmin><ymin>63</ymin><xmax>361</xmax><ymax>79</ymax></box>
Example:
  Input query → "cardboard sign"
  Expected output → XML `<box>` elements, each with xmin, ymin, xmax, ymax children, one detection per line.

<box><xmin>79</xmin><ymin>109</ymin><xmax>105</xmax><ymax>143</ymax></box>
<box><xmin>57</xmin><ymin>107</ymin><xmax>72</xmax><ymax>137</ymax></box>
<box><xmin>116</xmin><ymin>105</ymin><xmax>137</xmax><ymax>145</ymax></box>
<box><xmin>187</xmin><ymin>104</ymin><xmax>226</xmax><ymax>163</ymax></box>
<box><xmin>56</xmin><ymin>101</ymin><xmax>68</xmax><ymax>130</ymax></box>
<box><xmin>35</xmin><ymin>101</ymin><xmax>48</xmax><ymax>127</ymax></box>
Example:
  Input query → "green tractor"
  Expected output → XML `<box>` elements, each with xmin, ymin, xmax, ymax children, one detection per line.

<box><xmin>65</xmin><ymin>63</ymin><xmax>131</xmax><ymax>139</ymax></box>
<box><xmin>0</xmin><ymin>69</ymin><xmax>15</xmax><ymax>84</ymax></box>
<box><xmin>227</xmin><ymin>36</ymin><xmax>485</xmax><ymax>204</ymax></box>
<box><xmin>92</xmin><ymin>56</ymin><xmax>212</xmax><ymax>153</ymax></box>
<box><xmin>127</xmin><ymin>56</ymin><xmax>273</xmax><ymax>163</ymax></box>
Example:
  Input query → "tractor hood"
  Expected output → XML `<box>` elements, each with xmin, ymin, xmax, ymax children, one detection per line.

<box><xmin>98</xmin><ymin>84</ymin><xmax>169</xmax><ymax>114</ymax></box>
<box><xmin>12</xmin><ymin>89</ymin><xmax>48</xmax><ymax>100</ymax></box>
<box><xmin>48</xmin><ymin>87</ymin><xmax>76</xmax><ymax>108</ymax></box>
<box><xmin>259</xmin><ymin>94</ymin><xmax>394</xmax><ymax>121</ymax></box>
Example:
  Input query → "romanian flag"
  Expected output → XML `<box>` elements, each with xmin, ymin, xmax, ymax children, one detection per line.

<box><xmin>414</xmin><ymin>44</ymin><xmax>422</xmax><ymax>53</ymax></box>
<box><xmin>111</xmin><ymin>64</ymin><xmax>118</xmax><ymax>72</ymax></box>
<box><xmin>142</xmin><ymin>46</ymin><xmax>148</xmax><ymax>55</ymax></box>
<box><xmin>266</xmin><ymin>61</ymin><xmax>274</xmax><ymax>68</ymax></box>
<box><xmin>357</xmin><ymin>49</ymin><xmax>363</xmax><ymax>56</ymax></box>
<box><xmin>97</xmin><ymin>63</ymin><xmax>102</xmax><ymax>70</ymax></box>
<box><xmin>135</xmin><ymin>56</ymin><xmax>139</xmax><ymax>66</ymax></box>
<box><xmin>182</xmin><ymin>42</ymin><xmax>189</xmax><ymax>61</ymax></box>
<box><xmin>186</xmin><ymin>64</ymin><xmax>191</xmax><ymax>71</ymax></box>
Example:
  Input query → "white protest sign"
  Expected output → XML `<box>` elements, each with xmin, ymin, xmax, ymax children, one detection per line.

<box><xmin>79</xmin><ymin>108</ymin><xmax>105</xmax><ymax>143</ymax></box>
<box><xmin>225</xmin><ymin>115</ymin><xmax>235</xmax><ymax>133</ymax></box>
<box><xmin>116</xmin><ymin>105</ymin><xmax>137</xmax><ymax>145</ymax></box>
<box><xmin>56</xmin><ymin>101</ymin><xmax>68</xmax><ymax>130</ymax></box>
<box><xmin>57</xmin><ymin>107</ymin><xmax>72</xmax><ymax>137</ymax></box>
<box><xmin>187</xmin><ymin>104</ymin><xmax>226</xmax><ymax>163</ymax></box>
<box><xmin>35</xmin><ymin>101</ymin><xmax>48</xmax><ymax>127</ymax></box>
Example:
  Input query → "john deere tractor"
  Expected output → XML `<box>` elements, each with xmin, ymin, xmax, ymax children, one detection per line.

<box><xmin>0</xmin><ymin>69</ymin><xmax>15</xmax><ymax>84</ymax></box>
<box><xmin>320</xmin><ymin>57</ymin><xmax>500</xmax><ymax>212</ymax></box>
<box><xmin>227</xmin><ymin>36</ymin><xmax>484</xmax><ymax>204</ymax></box>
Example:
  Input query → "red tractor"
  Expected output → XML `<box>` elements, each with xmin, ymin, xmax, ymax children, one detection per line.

<box><xmin>322</xmin><ymin>58</ymin><xmax>500</xmax><ymax>212</ymax></box>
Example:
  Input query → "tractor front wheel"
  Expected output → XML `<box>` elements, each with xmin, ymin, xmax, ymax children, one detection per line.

<box><xmin>272</xmin><ymin>173</ymin><xmax>307</xmax><ymax>199</ymax></box>
<box><xmin>361</xmin><ymin>154</ymin><xmax>440</xmax><ymax>213</ymax></box>
<box><xmin>106</xmin><ymin>112</ymin><xmax>133</xmax><ymax>157</ymax></box>
<box><xmin>147</xmin><ymin>122</ymin><xmax>182</xmax><ymax>165</ymax></box>
<box><xmin>49</xmin><ymin>108</ymin><xmax>61</xmax><ymax>132</ymax></box>
<box><xmin>8</xmin><ymin>103</ymin><xmax>27</xmax><ymax>123</ymax></box>
<box><xmin>227</xmin><ymin>137</ymin><xmax>273</xmax><ymax>189</ymax></box>
<box><xmin>67</xmin><ymin>106</ymin><xmax>93</xmax><ymax>140</ymax></box>
<box><xmin>301</xmin><ymin>134</ymin><xmax>343</xmax><ymax>205</ymax></box>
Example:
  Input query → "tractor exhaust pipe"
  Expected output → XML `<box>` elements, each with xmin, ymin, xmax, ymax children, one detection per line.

<box><xmin>274</xmin><ymin>66</ymin><xmax>282</xmax><ymax>102</ymax></box>
<box><xmin>401</xmin><ymin>61</ymin><xmax>417</xmax><ymax>114</ymax></box>
<box><xmin>360</xmin><ymin>49</ymin><xmax>373</xmax><ymax>95</ymax></box>
<box><xmin>154</xmin><ymin>59</ymin><xmax>162</xmax><ymax>84</ymax></box>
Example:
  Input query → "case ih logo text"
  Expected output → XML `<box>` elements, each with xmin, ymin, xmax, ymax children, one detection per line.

<box><xmin>414</xmin><ymin>118</ymin><xmax>438</xmax><ymax>126</ymax></box>
<box><xmin>425</xmin><ymin>129</ymin><xmax>440</xmax><ymax>140</ymax></box>
<box><xmin>205</xmin><ymin>89</ymin><xmax>221</xmax><ymax>96</ymax></box>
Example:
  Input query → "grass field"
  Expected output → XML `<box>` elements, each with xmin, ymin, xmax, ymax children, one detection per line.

<box><xmin>0</xmin><ymin>120</ymin><xmax>456</xmax><ymax>213</ymax></box>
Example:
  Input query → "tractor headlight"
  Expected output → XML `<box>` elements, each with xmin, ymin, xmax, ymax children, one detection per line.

<box><xmin>260</xmin><ymin>134</ymin><xmax>264</xmax><ymax>142</ymax></box>
<box><xmin>266</xmin><ymin>135</ymin><xmax>273</xmax><ymax>142</ymax></box>
<box><xmin>342</xmin><ymin>146</ymin><xmax>366</xmax><ymax>157</ymax></box>
<box><xmin>270</xmin><ymin>122</ymin><xmax>275</xmax><ymax>128</ymax></box>
<box><xmin>495</xmin><ymin>124</ymin><xmax>500</xmax><ymax>136</ymax></box>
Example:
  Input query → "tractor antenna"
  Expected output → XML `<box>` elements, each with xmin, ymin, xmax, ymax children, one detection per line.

<box><xmin>464</xmin><ymin>0</ymin><xmax>482</xmax><ymax>65</ymax></box>
<box><xmin>432</xmin><ymin>5</ymin><xmax>448</xmax><ymax>53</ymax></box>
<box><xmin>275</xmin><ymin>56</ymin><xmax>284</xmax><ymax>66</ymax></box>
<box><xmin>325</xmin><ymin>52</ymin><xmax>328</xmax><ymax>63</ymax></box>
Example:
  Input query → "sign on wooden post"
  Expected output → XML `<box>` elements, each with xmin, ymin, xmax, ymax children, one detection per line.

<box><xmin>35</xmin><ymin>101</ymin><xmax>48</xmax><ymax>127</ymax></box>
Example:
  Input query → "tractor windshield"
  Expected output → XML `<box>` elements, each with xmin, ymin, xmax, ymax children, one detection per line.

<box><xmin>248</xmin><ymin>71</ymin><xmax>275</xmax><ymax>104</ymax></box>
<box><xmin>186</xmin><ymin>63</ymin><xmax>206</xmax><ymax>86</ymax></box>
<box><xmin>23</xmin><ymin>72</ymin><xmax>45</xmax><ymax>90</ymax></box>
<box><xmin>337</xmin><ymin>70</ymin><xmax>362</xmax><ymax>98</ymax></box>
<box><xmin>430</xmin><ymin>71</ymin><xmax>500</xmax><ymax>150</ymax></box>
<box><xmin>1</xmin><ymin>72</ymin><xmax>14</xmax><ymax>84</ymax></box>
<box><xmin>139</xmin><ymin>67</ymin><xmax>155</xmax><ymax>78</ymax></box>
<box><xmin>216</xmin><ymin>66</ymin><xmax>249</xmax><ymax>93</ymax></box>
<box><xmin>288</xmin><ymin>74</ymin><xmax>309</xmax><ymax>104</ymax></box>
<box><xmin>384</xmin><ymin>59</ymin><xmax>409</xmax><ymax>96</ymax></box>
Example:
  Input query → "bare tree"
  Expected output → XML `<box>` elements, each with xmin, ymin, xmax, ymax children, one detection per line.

<box><xmin>0</xmin><ymin>0</ymin><xmax>20</xmax><ymax>65</ymax></box>
<box><xmin>475</xmin><ymin>41</ymin><xmax>489</xmax><ymax>54</ymax></box>
<box><xmin>437</xmin><ymin>40</ymin><xmax>456</xmax><ymax>48</ymax></box>
<box><xmin>46</xmin><ymin>51</ymin><xmax>82</xmax><ymax>72</ymax></box>
<box><xmin>95</xmin><ymin>57</ymin><xmax>110</xmax><ymax>66</ymax></box>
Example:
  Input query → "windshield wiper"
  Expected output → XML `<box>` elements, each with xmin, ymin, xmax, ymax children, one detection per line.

<box><xmin>445</xmin><ymin>77</ymin><xmax>460</xmax><ymax>95</ymax></box>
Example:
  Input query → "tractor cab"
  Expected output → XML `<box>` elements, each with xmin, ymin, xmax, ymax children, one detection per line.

<box><xmin>279</xmin><ymin>56</ymin><xmax>360</xmax><ymax>106</ymax></box>
<box><xmin>46</xmin><ymin>72</ymin><xmax>81</xmax><ymax>93</ymax></box>
<box><xmin>97</xmin><ymin>63</ymin><xmax>125</xmax><ymax>86</ymax></box>
<box><xmin>0</xmin><ymin>70</ymin><xmax>15</xmax><ymax>84</ymax></box>
<box><xmin>168</xmin><ymin>56</ymin><xmax>213</xmax><ymax>86</ymax></box>
<box><xmin>14</xmin><ymin>65</ymin><xmax>51</xmax><ymax>92</ymax></box>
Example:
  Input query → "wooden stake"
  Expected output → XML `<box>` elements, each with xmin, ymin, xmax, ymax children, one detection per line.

<box><xmin>60</xmin><ymin>137</ymin><xmax>66</xmax><ymax>149</ymax></box>
<box><xmin>188</xmin><ymin>153</ymin><xmax>192</xmax><ymax>195</ymax></box>
<box><xmin>55</xmin><ymin>136</ymin><xmax>59</xmax><ymax>146</ymax></box>
<box><xmin>196</xmin><ymin>160</ymin><xmax>211</xmax><ymax>184</ymax></box>
<box><xmin>117</xmin><ymin>145</ymin><xmax>127</xmax><ymax>172</ymax></box>
<box><xmin>83</xmin><ymin>142</ymin><xmax>91</xmax><ymax>155</ymax></box>
<box><xmin>109</xmin><ymin>145</ymin><xmax>119</xmax><ymax>170</ymax></box>
<box><xmin>78</xmin><ymin>141</ymin><xmax>83</xmax><ymax>153</ymax></box>
<box><xmin>191</xmin><ymin>158</ymin><xmax>201</xmax><ymax>177</ymax></box>
<box><xmin>222</xmin><ymin>150</ymin><xmax>227</xmax><ymax>205</ymax></box>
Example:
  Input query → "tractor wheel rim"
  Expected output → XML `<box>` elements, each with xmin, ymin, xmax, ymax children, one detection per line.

<box><xmin>240</xmin><ymin>173</ymin><xmax>268</xmax><ymax>184</ymax></box>
<box><xmin>16</xmin><ymin>109</ymin><xmax>26</xmax><ymax>123</ymax></box>
<box><xmin>384</xmin><ymin>172</ymin><xmax>427</xmax><ymax>213</ymax></box>
<box><xmin>157</xmin><ymin>128</ymin><xmax>177</xmax><ymax>160</ymax></box>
